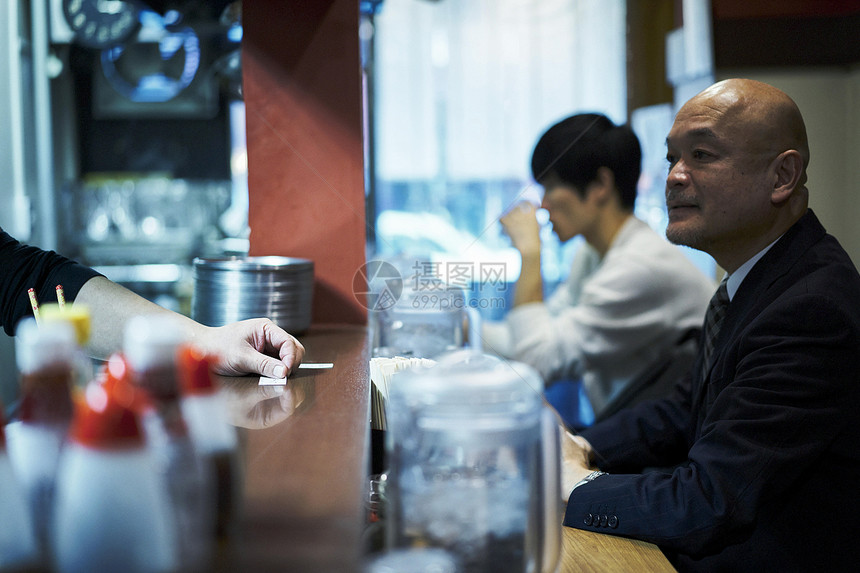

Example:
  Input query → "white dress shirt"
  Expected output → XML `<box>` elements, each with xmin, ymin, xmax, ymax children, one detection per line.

<box><xmin>482</xmin><ymin>216</ymin><xmax>715</xmax><ymax>414</ymax></box>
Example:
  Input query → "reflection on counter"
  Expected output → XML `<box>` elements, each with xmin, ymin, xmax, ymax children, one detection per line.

<box><xmin>216</xmin><ymin>369</ymin><xmax>317</xmax><ymax>430</ymax></box>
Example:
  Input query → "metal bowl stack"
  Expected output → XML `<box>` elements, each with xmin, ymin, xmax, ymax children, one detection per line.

<box><xmin>192</xmin><ymin>256</ymin><xmax>314</xmax><ymax>333</ymax></box>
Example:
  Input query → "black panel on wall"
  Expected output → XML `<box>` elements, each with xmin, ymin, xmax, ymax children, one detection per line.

<box><xmin>713</xmin><ymin>12</ymin><xmax>860</xmax><ymax>68</ymax></box>
<box><xmin>69</xmin><ymin>44</ymin><xmax>231</xmax><ymax>180</ymax></box>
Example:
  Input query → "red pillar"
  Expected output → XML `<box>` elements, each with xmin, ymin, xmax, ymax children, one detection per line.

<box><xmin>243</xmin><ymin>0</ymin><xmax>367</xmax><ymax>325</ymax></box>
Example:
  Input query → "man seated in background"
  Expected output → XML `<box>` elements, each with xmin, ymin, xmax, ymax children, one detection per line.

<box><xmin>481</xmin><ymin>113</ymin><xmax>714</xmax><ymax>427</ymax></box>
<box><xmin>562</xmin><ymin>79</ymin><xmax>860</xmax><ymax>571</ymax></box>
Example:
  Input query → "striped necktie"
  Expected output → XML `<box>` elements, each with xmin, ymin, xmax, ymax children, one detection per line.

<box><xmin>701</xmin><ymin>279</ymin><xmax>730</xmax><ymax>380</ymax></box>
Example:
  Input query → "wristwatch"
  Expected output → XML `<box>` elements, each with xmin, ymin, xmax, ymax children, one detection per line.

<box><xmin>571</xmin><ymin>470</ymin><xmax>606</xmax><ymax>491</ymax></box>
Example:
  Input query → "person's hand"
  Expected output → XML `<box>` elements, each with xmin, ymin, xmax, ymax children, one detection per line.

<box><xmin>193</xmin><ymin>318</ymin><xmax>305</xmax><ymax>379</ymax></box>
<box><xmin>561</xmin><ymin>427</ymin><xmax>597</xmax><ymax>502</ymax></box>
<box><xmin>501</xmin><ymin>202</ymin><xmax>542</xmax><ymax>256</ymax></box>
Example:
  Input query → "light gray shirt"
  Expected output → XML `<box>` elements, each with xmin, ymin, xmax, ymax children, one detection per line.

<box><xmin>482</xmin><ymin>216</ymin><xmax>715</xmax><ymax>414</ymax></box>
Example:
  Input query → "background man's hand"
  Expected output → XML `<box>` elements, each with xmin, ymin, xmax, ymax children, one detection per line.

<box><xmin>501</xmin><ymin>202</ymin><xmax>542</xmax><ymax>256</ymax></box>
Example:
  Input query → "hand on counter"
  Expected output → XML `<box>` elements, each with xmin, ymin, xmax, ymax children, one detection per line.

<box><xmin>561</xmin><ymin>427</ymin><xmax>598</xmax><ymax>502</ymax></box>
<box><xmin>74</xmin><ymin>276</ymin><xmax>304</xmax><ymax>380</ymax></box>
<box><xmin>191</xmin><ymin>318</ymin><xmax>305</xmax><ymax>379</ymax></box>
<box><xmin>545</xmin><ymin>405</ymin><xmax>598</xmax><ymax>502</ymax></box>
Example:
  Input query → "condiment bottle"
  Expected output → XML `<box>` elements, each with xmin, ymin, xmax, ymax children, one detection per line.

<box><xmin>7</xmin><ymin>317</ymin><xmax>77</xmax><ymax>563</ymax></box>
<box><xmin>41</xmin><ymin>302</ymin><xmax>95</xmax><ymax>392</ymax></box>
<box><xmin>0</xmin><ymin>400</ymin><xmax>40</xmax><ymax>570</ymax></box>
<box><xmin>52</xmin><ymin>355</ymin><xmax>176</xmax><ymax>573</ymax></box>
<box><xmin>178</xmin><ymin>344</ymin><xmax>241</xmax><ymax>541</ymax></box>
<box><xmin>124</xmin><ymin>314</ymin><xmax>213</xmax><ymax>572</ymax></box>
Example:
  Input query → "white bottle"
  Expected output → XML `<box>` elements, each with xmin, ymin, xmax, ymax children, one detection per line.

<box><xmin>52</xmin><ymin>362</ymin><xmax>176</xmax><ymax>573</ymax></box>
<box><xmin>7</xmin><ymin>317</ymin><xmax>77</xmax><ymax>562</ymax></box>
<box><xmin>178</xmin><ymin>343</ymin><xmax>241</xmax><ymax>541</ymax></box>
<box><xmin>0</xmin><ymin>404</ymin><xmax>39</xmax><ymax>570</ymax></box>
<box><xmin>124</xmin><ymin>315</ymin><xmax>214</xmax><ymax>572</ymax></box>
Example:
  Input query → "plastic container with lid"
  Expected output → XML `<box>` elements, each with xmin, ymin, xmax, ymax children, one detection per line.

<box><xmin>39</xmin><ymin>304</ymin><xmax>95</xmax><ymax>392</ymax></box>
<box><xmin>0</xmin><ymin>402</ymin><xmax>40</xmax><ymax>570</ymax></box>
<box><xmin>14</xmin><ymin>317</ymin><xmax>77</xmax><ymax>425</ymax></box>
<box><xmin>40</xmin><ymin>303</ymin><xmax>92</xmax><ymax>347</ymax></box>
<box><xmin>178</xmin><ymin>344</ymin><xmax>240</xmax><ymax>540</ymax></box>
<box><xmin>385</xmin><ymin>350</ymin><xmax>560</xmax><ymax>573</ymax></box>
<box><xmin>6</xmin><ymin>317</ymin><xmax>79</xmax><ymax>562</ymax></box>
<box><xmin>364</xmin><ymin>548</ymin><xmax>458</xmax><ymax>573</ymax></box>
<box><xmin>52</xmin><ymin>359</ymin><xmax>177</xmax><ymax>573</ymax></box>
<box><xmin>123</xmin><ymin>314</ymin><xmax>190</xmax><ymax>403</ymax></box>
<box><xmin>372</xmin><ymin>281</ymin><xmax>482</xmax><ymax>359</ymax></box>
<box><xmin>177</xmin><ymin>344</ymin><xmax>237</xmax><ymax>453</ymax></box>
<box><xmin>123</xmin><ymin>315</ymin><xmax>213</xmax><ymax>571</ymax></box>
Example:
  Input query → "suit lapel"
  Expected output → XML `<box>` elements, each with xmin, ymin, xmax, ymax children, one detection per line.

<box><xmin>690</xmin><ymin>210</ymin><xmax>827</xmax><ymax>436</ymax></box>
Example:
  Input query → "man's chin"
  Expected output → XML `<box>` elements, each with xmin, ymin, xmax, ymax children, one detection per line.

<box><xmin>666</xmin><ymin>223</ymin><xmax>700</xmax><ymax>249</ymax></box>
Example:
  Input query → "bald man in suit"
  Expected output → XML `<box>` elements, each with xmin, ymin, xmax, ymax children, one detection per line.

<box><xmin>560</xmin><ymin>79</ymin><xmax>860</xmax><ymax>571</ymax></box>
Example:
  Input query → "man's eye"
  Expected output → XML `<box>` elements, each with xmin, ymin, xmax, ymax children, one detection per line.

<box><xmin>692</xmin><ymin>149</ymin><xmax>709</xmax><ymax>160</ymax></box>
<box><xmin>666</xmin><ymin>154</ymin><xmax>676</xmax><ymax>167</ymax></box>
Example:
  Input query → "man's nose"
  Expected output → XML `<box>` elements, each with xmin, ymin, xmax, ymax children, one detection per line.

<box><xmin>666</xmin><ymin>161</ymin><xmax>689</xmax><ymax>187</ymax></box>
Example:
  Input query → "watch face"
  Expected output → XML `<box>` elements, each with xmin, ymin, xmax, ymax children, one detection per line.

<box><xmin>63</xmin><ymin>0</ymin><xmax>141</xmax><ymax>49</ymax></box>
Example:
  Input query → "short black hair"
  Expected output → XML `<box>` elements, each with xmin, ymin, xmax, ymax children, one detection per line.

<box><xmin>530</xmin><ymin>113</ymin><xmax>641</xmax><ymax>210</ymax></box>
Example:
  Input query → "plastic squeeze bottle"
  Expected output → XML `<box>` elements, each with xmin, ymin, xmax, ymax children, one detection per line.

<box><xmin>178</xmin><ymin>344</ymin><xmax>241</xmax><ymax>541</ymax></box>
<box><xmin>52</xmin><ymin>355</ymin><xmax>177</xmax><ymax>573</ymax></box>
<box><xmin>7</xmin><ymin>317</ymin><xmax>77</xmax><ymax>562</ymax></box>
<box><xmin>123</xmin><ymin>314</ymin><xmax>214</xmax><ymax>572</ymax></box>
<box><xmin>0</xmin><ymin>400</ymin><xmax>40</xmax><ymax>570</ymax></box>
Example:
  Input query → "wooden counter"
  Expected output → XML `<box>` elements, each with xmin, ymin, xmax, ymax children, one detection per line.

<box><xmin>220</xmin><ymin>325</ymin><xmax>371</xmax><ymax>572</ymax></box>
<box><xmin>219</xmin><ymin>325</ymin><xmax>675</xmax><ymax>572</ymax></box>
<box><xmin>560</xmin><ymin>527</ymin><xmax>675</xmax><ymax>572</ymax></box>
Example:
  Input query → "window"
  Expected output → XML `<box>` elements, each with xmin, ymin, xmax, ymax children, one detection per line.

<box><xmin>366</xmin><ymin>0</ymin><xmax>627</xmax><ymax>315</ymax></box>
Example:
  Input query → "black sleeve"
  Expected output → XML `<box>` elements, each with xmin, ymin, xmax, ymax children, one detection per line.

<box><xmin>0</xmin><ymin>229</ymin><xmax>103</xmax><ymax>336</ymax></box>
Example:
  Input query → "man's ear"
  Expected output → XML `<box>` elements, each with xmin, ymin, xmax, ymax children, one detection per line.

<box><xmin>589</xmin><ymin>167</ymin><xmax>616</xmax><ymax>204</ymax></box>
<box><xmin>771</xmin><ymin>150</ymin><xmax>804</xmax><ymax>205</ymax></box>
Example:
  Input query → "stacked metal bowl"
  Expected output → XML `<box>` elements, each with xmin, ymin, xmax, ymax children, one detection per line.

<box><xmin>192</xmin><ymin>256</ymin><xmax>314</xmax><ymax>333</ymax></box>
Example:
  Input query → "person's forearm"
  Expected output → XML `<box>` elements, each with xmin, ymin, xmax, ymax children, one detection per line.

<box><xmin>73</xmin><ymin>276</ymin><xmax>204</xmax><ymax>359</ymax></box>
<box><xmin>73</xmin><ymin>276</ymin><xmax>304</xmax><ymax>379</ymax></box>
<box><xmin>513</xmin><ymin>250</ymin><xmax>544</xmax><ymax>306</ymax></box>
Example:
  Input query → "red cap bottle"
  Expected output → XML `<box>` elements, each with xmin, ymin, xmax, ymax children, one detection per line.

<box><xmin>0</xmin><ymin>401</ymin><xmax>40</xmax><ymax>569</ymax></box>
<box><xmin>52</xmin><ymin>354</ymin><xmax>177</xmax><ymax>573</ymax></box>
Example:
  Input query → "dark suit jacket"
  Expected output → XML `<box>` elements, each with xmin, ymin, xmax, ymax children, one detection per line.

<box><xmin>565</xmin><ymin>210</ymin><xmax>860</xmax><ymax>572</ymax></box>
